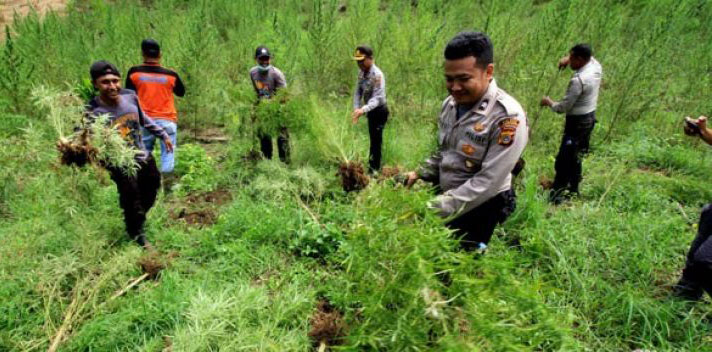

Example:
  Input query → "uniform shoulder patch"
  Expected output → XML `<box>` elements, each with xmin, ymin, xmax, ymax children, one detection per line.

<box><xmin>372</xmin><ymin>75</ymin><xmax>382</xmax><ymax>85</ymax></box>
<box><xmin>496</xmin><ymin>92</ymin><xmax>525</xmax><ymax>117</ymax></box>
<box><xmin>497</xmin><ymin>116</ymin><xmax>519</xmax><ymax>146</ymax></box>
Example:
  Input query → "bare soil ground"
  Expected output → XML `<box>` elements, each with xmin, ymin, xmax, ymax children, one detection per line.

<box><xmin>0</xmin><ymin>0</ymin><xmax>67</xmax><ymax>31</ymax></box>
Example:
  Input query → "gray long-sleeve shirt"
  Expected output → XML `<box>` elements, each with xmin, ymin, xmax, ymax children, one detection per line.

<box><xmin>551</xmin><ymin>58</ymin><xmax>602</xmax><ymax>115</ymax></box>
<box><xmin>86</xmin><ymin>89</ymin><xmax>169</xmax><ymax>162</ymax></box>
<box><xmin>419</xmin><ymin>79</ymin><xmax>528</xmax><ymax>218</ymax></box>
<box><xmin>250</xmin><ymin>66</ymin><xmax>287</xmax><ymax>99</ymax></box>
<box><xmin>353</xmin><ymin>64</ymin><xmax>387</xmax><ymax>113</ymax></box>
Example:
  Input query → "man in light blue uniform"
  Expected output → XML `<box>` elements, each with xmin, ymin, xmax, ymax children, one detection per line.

<box><xmin>541</xmin><ymin>43</ymin><xmax>602</xmax><ymax>203</ymax></box>
<box><xmin>352</xmin><ymin>45</ymin><xmax>389</xmax><ymax>173</ymax></box>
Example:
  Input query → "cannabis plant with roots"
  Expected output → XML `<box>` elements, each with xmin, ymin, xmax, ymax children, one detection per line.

<box><xmin>32</xmin><ymin>85</ymin><xmax>139</xmax><ymax>175</ymax></box>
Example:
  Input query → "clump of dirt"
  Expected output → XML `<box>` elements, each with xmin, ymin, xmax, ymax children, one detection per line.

<box><xmin>378</xmin><ymin>166</ymin><xmax>401</xmax><ymax>180</ymax></box>
<box><xmin>162</xmin><ymin>336</ymin><xmax>173</xmax><ymax>352</ymax></box>
<box><xmin>337</xmin><ymin>161</ymin><xmax>369</xmax><ymax>192</ymax></box>
<box><xmin>171</xmin><ymin>189</ymin><xmax>231</xmax><ymax>227</ymax></box>
<box><xmin>176</xmin><ymin>208</ymin><xmax>217</xmax><ymax>227</ymax></box>
<box><xmin>242</xmin><ymin>149</ymin><xmax>263</xmax><ymax>162</ymax></box>
<box><xmin>308</xmin><ymin>299</ymin><xmax>346</xmax><ymax>350</ymax></box>
<box><xmin>56</xmin><ymin>130</ymin><xmax>96</xmax><ymax>167</ymax></box>
<box><xmin>539</xmin><ymin>175</ymin><xmax>554</xmax><ymax>190</ymax></box>
<box><xmin>138</xmin><ymin>252</ymin><xmax>166</xmax><ymax>280</ymax></box>
<box><xmin>184</xmin><ymin>189</ymin><xmax>232</xmax><ymax>206</ymax></box>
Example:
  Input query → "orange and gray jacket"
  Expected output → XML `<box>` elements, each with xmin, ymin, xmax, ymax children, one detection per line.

<box><xmin>125</xmin><ymin>63</ymin><xmax>185</xmax><ymax>122</ymax></box>
<box><xmin>418</xmin><ymin>79</ymin><xmax>528</xmax><ymax>219</ymax></box>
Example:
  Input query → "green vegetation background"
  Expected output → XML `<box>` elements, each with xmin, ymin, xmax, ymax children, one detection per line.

<box><xmin>1</xmin><ymin>0</ymin><xmax>711</xmax><ymax>350</ymax></box>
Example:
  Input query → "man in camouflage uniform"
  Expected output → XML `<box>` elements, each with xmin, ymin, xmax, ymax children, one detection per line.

<box><xmin>406</xmin><ymin>31</ymin><xmax>528</xmax><ymax>251</ymax></box>
<box><xmin>352</xmin><ymin>45</ymin><xmax>389</xmax><ymax>173</ymax></box>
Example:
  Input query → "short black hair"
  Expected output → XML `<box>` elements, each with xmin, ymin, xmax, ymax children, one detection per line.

<box><xmin>355</xmin><ymin>45</ymin><xmax>373</xmax><ymax>58</ymax></box>
<box><xmin>141</xmin><ymin>38</ymin><xmax>161</xmax><ymax>58</ymax></box>
<box><xmin>444</xmin><ymin>31</ymin><xmax>493</xmax><ymax>68</ymax></box>
<box><xmin>570</xmin><ymin>43</ymin><xmax>592</xmax><ymax>61</ymax></box>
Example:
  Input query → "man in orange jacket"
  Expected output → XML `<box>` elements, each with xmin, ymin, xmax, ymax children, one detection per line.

<box><xmin>126</xmin><ymin>39</ymin><xmax>185</xmax><ymax>184</ymax></box>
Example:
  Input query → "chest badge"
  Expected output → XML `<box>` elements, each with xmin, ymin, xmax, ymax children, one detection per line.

<box><xmin>461</xmin><ymin>144</ymin><xmax>476</xmax><ymax>156</ymax></box>
<box><xmin>474</xmin><ymin>123</ymin><xmax>485</xmax><ymax>132</ymax></box>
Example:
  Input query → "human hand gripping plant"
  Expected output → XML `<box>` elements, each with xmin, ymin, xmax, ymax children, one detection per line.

<box><xmin>32</xmin><ymin>85</ymin><xmax>140</xmax><ymax>176</ymax></box>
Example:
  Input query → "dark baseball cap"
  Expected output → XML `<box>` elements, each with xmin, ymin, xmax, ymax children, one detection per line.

<box><xmin>353</xmin><ymin>45</ymin><xmax>373</xmax><ymax>61</ymax></box>
<box><xmin>90</xmin><ymin>60</ymin><xmax>121</xmax><ymax>81</ymax></box>
<box><xmin>141</xmin><ymin>38</ymin><xmax>161</xmax><ymax>57</ymax></box>
<box><xmin>255</xmin><ymin>46</ymin><xmax>271</xmax><ymax>59</ymax></box>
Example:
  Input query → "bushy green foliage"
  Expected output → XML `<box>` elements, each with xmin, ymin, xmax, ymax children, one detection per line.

<box><xmin>172</xmin><ymin>143</ymin><xmax>218</xmax><ymax>195</ymax></box>
<box><xmin>253</xmin><ymin>88</ymin><xmax>313</xmax><ymax>137</ymax></box>
<box><xmin>290</xmin><ymin>220</ymin><xmax>344</xmax><ymax>258</ymax></box>
<box><xmin>1</xmin><ymin>0</ymin><xmax>711</xmax><ymax>351</ymax></box>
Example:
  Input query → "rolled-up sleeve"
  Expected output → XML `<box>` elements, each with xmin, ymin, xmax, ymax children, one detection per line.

<box><xmin>551</xmin><ymin>76</ymin><xmax>582</xmax><ymax>114</ymax></box>
<box><xmin>433</xmin><ymin>115</ymin><xmax>527</xmax><ymax>218</ymax></box>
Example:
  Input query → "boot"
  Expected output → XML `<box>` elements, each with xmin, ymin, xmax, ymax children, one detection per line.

<box><xmin>673</xmin><ymin>265</ymin><xmax>705</xmax><ymax>301</ymax></box>
<box><xmin>134</xmin><ymin>232</ymin><xmax>155</xmax><ymax>251</ymax></box>
<box><xmin>549</xmin><ymin>187</ymin><xmax>567</xmax><ymax>205</ymax></box>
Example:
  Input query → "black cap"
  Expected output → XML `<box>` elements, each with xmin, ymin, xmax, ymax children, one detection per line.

<box><xmin>255</xmin><ymin>46</ymin><xmax>271</xmax><ymax>59</ymax></box>
<box><xmin>353</xmin><ymin>45</ymin><xmax>373</xmax><ymax>61</ymax></box>
<box><xmin>90</xmin><ymin>60</ymin><xmax>120</xmax><ymax>81</ymax></box>
<box><xmin>141</xmin><ymin>38</ymin><xmax>161</xmax><ymax>58</ymax></box>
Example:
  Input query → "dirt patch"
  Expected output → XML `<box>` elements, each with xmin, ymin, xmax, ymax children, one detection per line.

<box><xmin>337</xmin><ymin>161</ymin><xmax>369</xmax><ymax>192</ymax></box>
<box><xmin>308</xmin><ymin>299</ymin><xmax>346</xmax><ymax>350</ymax></box>
<box><xmin>539</xmin><ymin>175</ymin><xmax>554</xmax><ymax>190</ymax></box>
<box><xmin>186</xmin><ymin>127</ymin><xmax>230</xmax><ymax>144</ymax></box>
<box><xmin>0</xmin><ymin>0</ymin><xmax>67</xmax><ymax>31</ymax></box>
<box><xmin>138</xmin><ymin>252</ymin><xmax>167</xmax><ymax>280</ymax></box>
<box><xmin>171</xmin><ymin>189</ymin><xmax>231</xmax><ymax>227</ymax></box>
<box><xmin>184</xmin><ymin>189</ymin><xmax>232</xmax><ymax>206</ymax></box>
<box><xmin>378</xmin><ymin>165</ymin><xmax>401</xmax><ymax>180</ymax></box>
<box><xmin>162</xmin><ymin>336</ymin><xmax>173</xmax><ymax>352</ymax></box>
<box><xmin>177</xmin><ymin>209</ymin><xmax>216</xmax><ymax>226</ymax></box>
<box><xmin>242</xmin><ymin>149</ymin><xmax>263</xmax><ymax>162</ymax></box>
<box><xmin>636</xmin><ymin>166</ymin><xmax>671</xmax><ymax>178</ymax></box>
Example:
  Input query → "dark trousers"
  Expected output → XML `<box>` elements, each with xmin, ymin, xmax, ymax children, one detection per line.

<box><xmin>367</xmin><ymin>106</ymin><xmax>389</xmax><ymax>172</ymax></box>
<box><xmin>678</xmin><ymin>204</ymin><xmax>712</xmax><ymax>296</ymax></box>
<box><xmin>553</xmin><ymin>112</ymin><xmax>596</xmax><ymax>194</ymax></box>
<box><xmin>260</xmin><ymin>127</ymin><xmax>290</xmax><ymax>163</ymax></box>
<box><xmin>106</xmin><ymin>156</ymin><xmax>161</xmax><ymax>244</ymax></box>
<box><xmin>446</xmin><ymin>190</ymin><xmax>516</xmax><ymax>250</ymax></box>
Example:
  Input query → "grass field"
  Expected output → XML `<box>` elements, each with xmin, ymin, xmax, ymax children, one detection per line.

<box><xmin>1</xmin><ymin>0</ymin><xmax>712</xmax><ymax>350</ymax></box>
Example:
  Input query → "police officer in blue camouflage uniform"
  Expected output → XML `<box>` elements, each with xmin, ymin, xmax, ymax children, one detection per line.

<box><xmin>406</xmin><ymin>31</ymin><xmax>528</xmax><ymax>251</ymax></box>
<box><xmin>352</xmin><ymin>45</ymin><xmax>389</xmax><ymax>173</ymax></box>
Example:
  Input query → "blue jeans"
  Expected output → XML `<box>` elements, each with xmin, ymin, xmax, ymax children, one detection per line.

<box><xmin>143</xmin><ymin>119</ymin><xmax>177</xmax><ymax>174</ymax></box>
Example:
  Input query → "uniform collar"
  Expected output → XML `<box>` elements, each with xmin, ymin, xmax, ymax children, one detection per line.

<box><xmin>360</xmin><ymin>64</ymin><xmax>376</xmax><ymax>78</ymax></box>
<box><xmin>576</xmin><ymin>58</ymin><xmax>595</xmax><ymax>73</ymax></box>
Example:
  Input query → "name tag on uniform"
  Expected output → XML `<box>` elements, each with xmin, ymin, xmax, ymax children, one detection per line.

<box><xmin>465</xmin><ymin>130</ymin><xmax>488</xmax><ymax>145</ymax></box>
